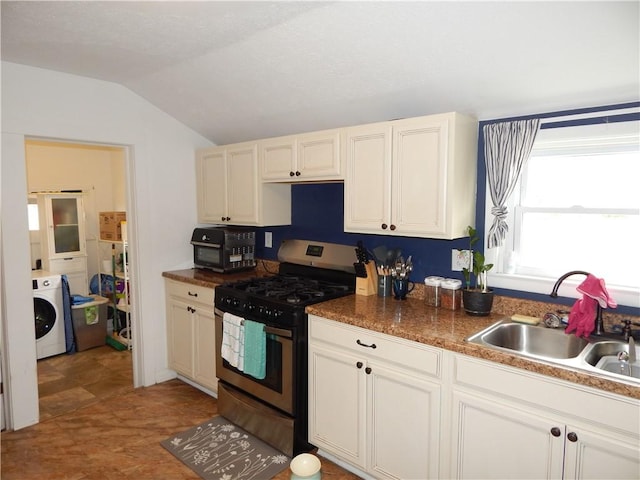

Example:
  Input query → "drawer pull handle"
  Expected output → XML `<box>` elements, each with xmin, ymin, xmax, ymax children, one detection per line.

<box><xmin>356</xmin><ymin>339</ymin><xmax>377</xmax><ymax>349</ymax></box>
<box><xmin>188</xmin><ymin>291</ymin><xmax>198</xmax><ymax>297</ymax></box>
<box><xmin>550</xmin><ymin>427</ymin><xmax>561</xmax><ymax>437</ymax></box>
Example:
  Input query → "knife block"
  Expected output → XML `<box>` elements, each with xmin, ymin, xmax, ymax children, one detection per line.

<box><xmin>355</xmin><ymin>263</ymin><xmax>378</xmax><ymax>296</ymax></box>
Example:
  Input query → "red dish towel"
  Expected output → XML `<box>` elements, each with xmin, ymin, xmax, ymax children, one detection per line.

<box><xmin>565</xmin><ymin>274</ymin><xmax>616</xmax><ymax>338</ymax></box>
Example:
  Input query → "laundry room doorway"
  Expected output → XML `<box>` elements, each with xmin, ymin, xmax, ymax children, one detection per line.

<box><xmin>24</xmin><ymin>138</ymin><xmax>136</xmax><ymax>413</ymax></box>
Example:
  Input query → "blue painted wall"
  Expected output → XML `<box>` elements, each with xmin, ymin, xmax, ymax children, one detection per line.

<box><xmin>255</xmin><ymin>102</ymin><xmax>639</xmax><ymax>316</ymax></box>
<box><xmin>255</xmin><ymin>182</ymin><xmax>470</xmax><ymax>282</ymax></box>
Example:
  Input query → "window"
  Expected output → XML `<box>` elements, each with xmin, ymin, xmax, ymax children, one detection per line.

<box><xmin>486</xmin><ymin>114</ymin><xmax>640</xmax><ymax>308</ymax></box>
<box><xmin>27</xmin><ymin>196</ymin><xmax>39</xmax><ymax>231</ymax></box>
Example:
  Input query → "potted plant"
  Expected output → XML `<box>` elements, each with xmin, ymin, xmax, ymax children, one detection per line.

<box><xmin>461</xmin><ymin>226</ymin><xmax>494</xmax><ymax>316</ymax></box>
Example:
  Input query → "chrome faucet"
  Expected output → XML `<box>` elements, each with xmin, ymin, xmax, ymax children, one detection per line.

<box><xmin>550</xmin><ymin>270</ymin><xmax>605</xmax><ymax>336</ymax></box>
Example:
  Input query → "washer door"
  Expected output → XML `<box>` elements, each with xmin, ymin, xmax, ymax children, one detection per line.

<box><xmin>34</xmin><ymin>297</ymin><xmax>57</xmax><ymax>339</ymax></box>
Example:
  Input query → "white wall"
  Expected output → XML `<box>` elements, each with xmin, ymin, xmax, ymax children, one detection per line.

<box><xmin>1</xmin><ymin>62</ymin><xmax>213</xmax><ymax>429</ymax></box>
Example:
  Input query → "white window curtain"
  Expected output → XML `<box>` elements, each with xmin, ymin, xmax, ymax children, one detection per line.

<box><xmin>484</xmin><ymin>119</ymin><xmax>541</xmax><ymax>248</ymax></box>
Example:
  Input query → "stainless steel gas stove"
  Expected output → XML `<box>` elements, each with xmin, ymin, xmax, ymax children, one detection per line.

<box><xmin>214</xmin><ymin>239</ymin><xmax>356</xmax><ymax>457</ymax></box>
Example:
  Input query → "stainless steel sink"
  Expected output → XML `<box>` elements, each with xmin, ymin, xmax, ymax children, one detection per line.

<box><xmin>471</xmin><ymin>322</ymin><xmax>589</xmax><ymax>359</ymax></box>
<box><xmin>466</xmin><ymin>319</ymin><xmax>640</xmax><ymax>385</ymax></box>
<box><xmin>582</xmin><ymin>340</ymin><xmax>640</xmax><ymax>380</ymax></box>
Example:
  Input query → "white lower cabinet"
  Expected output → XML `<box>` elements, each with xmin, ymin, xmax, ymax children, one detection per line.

<box><xmin>165</xmin><ymin>279</ymin><xmax>217</xmax><ymax>393</ymax></box>
<box><xmin>308</xmin><ymin>315</ymin><xmax>442</xmax><ymax>479</ymax></box>
<box><xmin>448</xmin><ymin>353</ymin><xmax>640</xmax><ymax>480</ymax></box>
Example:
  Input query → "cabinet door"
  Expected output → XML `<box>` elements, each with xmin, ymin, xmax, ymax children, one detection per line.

<box><xmin>297</xmin><ymin>129</ymin><xmax>342</xmax><ymax>180</ymax></box>
<box><xmin>39</xmin><ymin>194</ymin><xmax>86</xmax><ymax>257</ymax></box>
<box><xmin>46</xmin><ymin>257</ymin><xmax>88</xmax><ymax>295</ymax></box>
<box><xmin>260</xmin><ymin>136</ymin><xmax>297</xmax><ymax>181</ymax></box>
<box><xmin>226</xmin><ymin>143</ymin><xmax>259</xmax><ymax>224</ymax></box>
<box><xmin>450</xmin><ymin>390</ymin><xmax>564</xmax><ymax>480</ymax></box>
<box><xmin>563</xmin><ymin>424</ymin><xmax>640</xmax><ymax>480</ymax></box>
<box><xmin>392</xmin><ymin>116</ymin><xmax>449</xmax><ymax>236</ymax></box>
<box><xmin>196</xmin><ymin>148</ymin><xmax>228</xmax><ymax>223</ymax></box>
<box><xmin>368</xmin><ymin>362</ymin><xmax>441</xmax><ymax>480</ymax></box>
<box><xmin>193</xmin><ymin>305</ymin><xmax>217</xmax><ymax>392</ymax></box>
<box><xmin>344</xmin><ymin>123</ymin><xmax>392</xmax><ymax>234</ymax></box>
<box><xmin>166</xmin><ymin>296</ymin><xmax>194</xmax><ymax>378</ymax></box>
<box><xmin>308</xmin><ymin>344</ymin><xmax>367</xmax><ymax>470</ymax></box>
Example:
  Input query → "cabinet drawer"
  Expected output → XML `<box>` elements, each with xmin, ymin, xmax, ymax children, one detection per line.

<box><xmin>309</xmin><ymin>315</ymin><xmax>441</xmax><ymax>378</ymax></box>
<box><xmin>165</xmin><ymin>279</ymin><xmax>214</xmax><ymax>306</ymax></box>
<box><xmin>47</xmin><ymin>256</ymin><xmax>87</xmax><ymax>273</ymax></box>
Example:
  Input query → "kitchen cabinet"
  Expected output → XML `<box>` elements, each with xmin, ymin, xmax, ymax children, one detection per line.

<box><xmin>165</xmin><ymin>279</ymin><xmax>217</xmax><ymax>393</ymax></box>
<box><xmin>37</xmin><ymin>192</ymin><xmax>88</xmax><ymax>294</ymax></box>
<box><xmin>308</xmin><ymin>315</ymin><xmax>442</xmax><ymax>479</ymax></box>
<box><xmin>344</xmin><ymin>112</ymin><xmax>478</xmax><ymax>239</ymax></box>
<box><xmin>196</xmin><ymin>143</ymin><xmax>291</xmax><ymax>226</ymax></box>
<box><xmin>447</xmin><ymin>353</ymin><xmax>640</xmax><ymax>479</ymax></box>
<box><xmin>260</xmin><ymin>129</ymin><xmax>343</xmax><ymax>182</ymax></box>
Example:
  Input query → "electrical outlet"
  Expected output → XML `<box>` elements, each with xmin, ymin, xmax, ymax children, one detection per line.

<box><xmin>265</xmin><ymin>231</ymin><xmax>273</xmax><ymax>248</ymax></box>
<box><xmin>452</xmin><ymin>249</ymin><xmax>471</xmax><ymax>271</ymax></box>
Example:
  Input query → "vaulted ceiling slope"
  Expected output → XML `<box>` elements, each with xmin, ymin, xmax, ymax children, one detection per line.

<box><xmin>2</xmin><ymin>1</ymin><xmax>638</xmax><ymax>145</ymax></box>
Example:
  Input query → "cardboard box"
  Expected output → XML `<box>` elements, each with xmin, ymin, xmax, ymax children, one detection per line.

<box><xmin>71</xmin><ymin>295</ymin><xmax>109</xmax><ymax>351</ymax></box>
<box><xmin>99</xmin><ymin>211</ymin><xmax>126</xmax><ymax>241</ymax></box>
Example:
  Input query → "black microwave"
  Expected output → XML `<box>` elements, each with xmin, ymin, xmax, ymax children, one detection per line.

<box><xmin>191</xmin><ymin>227</ymin><xmax>256</xmax><ymax>273</ymax></box>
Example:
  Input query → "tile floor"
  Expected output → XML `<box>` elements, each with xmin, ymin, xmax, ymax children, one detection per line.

<box><xmin>2</xmin><ymin>346</ymin><xmax>360</xmax><ymax>479</ymax></box>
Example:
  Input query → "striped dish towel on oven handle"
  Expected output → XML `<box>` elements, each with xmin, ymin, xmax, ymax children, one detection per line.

<box><xmin>221</xmin><ymin>312</ymin><xmax>245</xmax><ymax>371</ymax></box>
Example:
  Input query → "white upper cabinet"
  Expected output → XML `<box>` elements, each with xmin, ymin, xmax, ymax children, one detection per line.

<box><xmin>260</xmin><ymin>129</ymin><xmax>343</xmax><ymax>182</ymax></box>
<box><xmin>344</xmin><ymin>112</ymin><xmax>478</xmax><ymax>239</ymax></box>
<box><xmin>196</xmin><ymin>143</ymin><xmax>291</xmax><ymax>226</ymax></box>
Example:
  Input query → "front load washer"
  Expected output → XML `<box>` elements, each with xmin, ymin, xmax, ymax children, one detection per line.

<box><xmin>32</xmin><ymin>271</ymin><xmax>66</xmax><ymax>359</ymax></box>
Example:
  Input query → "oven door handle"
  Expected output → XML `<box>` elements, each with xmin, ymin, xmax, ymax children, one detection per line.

<box><xmin>215</xmin><ymin>308</ymin><xmax>292</xmax><ymax>339</ymax></box>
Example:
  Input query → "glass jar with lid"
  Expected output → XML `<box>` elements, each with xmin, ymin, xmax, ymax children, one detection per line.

<box><xmin>440</xmin><ymin>279</ymin><xmax>462</xmax><ymax>311</ymax></box>
<box><xmin>424</xmin><ymin>276</ymin><xmax>444</xmax><ymax>307</ymax></box>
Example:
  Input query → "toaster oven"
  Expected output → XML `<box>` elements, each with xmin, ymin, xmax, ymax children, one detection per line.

<box><xmin>191</xmin><ymin>227</ymin><xmax>256</xmax><ymax>273</ymax></box>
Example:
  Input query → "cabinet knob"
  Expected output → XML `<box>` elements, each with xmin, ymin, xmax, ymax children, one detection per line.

<box><xmin>295</xmin><ymin>171</ymin><xmax>301</xmax><ymax>176</ymax></box>
<box><xmin>365</xmin><ymin>367</ymin><xmax>372</xmax><ymax>375</ymax></box>
<box><xmin>221</xmin><ymin>216</ymin><xmax>226</xmax><ymax>221</ymax></box>
<box><xmin>356</xmin><ymin>361</ymin><xmax>363</xmax><ymax>369</ymax></box>
<box><xmin>567</xmin><ymin>432</ymin><xmax>578</xmax><ymax>443</ymax></box>
<box><xmin>381</xmin><ymin>223</ymin><xmax>388</xmax><ymax>230</ymax></box>
<box><xmin>550</xmin><ymin>427</ymin><xmax>561</xmax><ymax>437</ymax></box>
<box><xmin>289</xmin><ymin>171</ymin><xmax>295</xmax><ymax>177</ymax></box>
<box><xmin>390</xmin><ymin>224</ymin><xmax>396</xmax><ymax>231</ymax></box>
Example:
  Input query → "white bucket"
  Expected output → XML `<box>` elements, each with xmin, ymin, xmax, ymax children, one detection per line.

<box><xmin>102</xmin><ymin>259</ymin><xmax>113</xmax><ymax>275</ymax></box>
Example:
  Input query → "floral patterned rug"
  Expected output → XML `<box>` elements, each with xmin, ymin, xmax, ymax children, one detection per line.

<box><xmin>161</xmin><ymin>416</ymin><xmax>290</xmax><ymax>480</ymax></box>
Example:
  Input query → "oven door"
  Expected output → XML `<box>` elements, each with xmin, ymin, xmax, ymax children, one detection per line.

<box><xmin>193</xmin><ymin>243</ymin><xmax>224</xmax><ymax>271</ymax></box>
<box><xmin>214</xmin><ymin>308</ymin><xmax>294</xmax><ymax>415</ymax></box>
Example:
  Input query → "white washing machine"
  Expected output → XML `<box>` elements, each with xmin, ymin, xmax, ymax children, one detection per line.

<box><xmin>32</xmin><ymin>270</ymin><xmax>66</xmax><ymax>359</ymax></box>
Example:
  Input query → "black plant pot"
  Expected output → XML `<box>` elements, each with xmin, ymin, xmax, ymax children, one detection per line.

<box><xmin>462</xmin><ymin>289</ymin><xmax>494</xmax><ymax>317</ymax></box>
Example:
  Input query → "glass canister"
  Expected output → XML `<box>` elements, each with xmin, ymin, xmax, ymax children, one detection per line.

<box><xmin>440</xmin><ymin>279</ymin><xmax>462</xmax><ymax>311</ymax></box>
<box><xmin>424</xmin><ymin>276</ymin><xmax>444</xmax><ymax>307</ymax></box>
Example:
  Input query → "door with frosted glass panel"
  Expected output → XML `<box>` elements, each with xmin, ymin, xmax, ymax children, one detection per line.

<box><xmin>39</xmin><ymin>193</ymin><xmax>86</xmax><ymax>258</ymax></box>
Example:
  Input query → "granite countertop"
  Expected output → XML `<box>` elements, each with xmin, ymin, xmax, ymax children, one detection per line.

<box><xmin>162</xmin><ymin>268</ymin><xmax>639</xmax><ymax>400</ymax></box>
<box><xmin>162</xmin><ymin>266</ymin><xmax>275</xmax><ymax>287</ymax></box>
<box><xmin>305</xmin><ymin>295</ymin><xmax>640</xmax><ymax>400</ymax></box>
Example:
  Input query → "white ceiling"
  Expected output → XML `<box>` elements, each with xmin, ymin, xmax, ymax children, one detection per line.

<box><xmin>2</xmin><ymin>1</ymin><xmax>638</xmax><ymax>145</ymax></box>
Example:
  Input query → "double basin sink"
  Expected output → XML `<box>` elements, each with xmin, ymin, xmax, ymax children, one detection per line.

<box><xmin>466</xmin><ymin>320</ymin><xmax>639</xmax><ymax>385</ymax></box>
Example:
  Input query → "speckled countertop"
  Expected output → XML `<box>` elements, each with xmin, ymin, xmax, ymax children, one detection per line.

<box><xmin>163</xmin><ymin>267</ymin><xmax>640</xmax><ymax>400</ymax></box>
<box><xmin>306</xmin><ymin>295</ymin><xmax>640</xmax><ymax>400</ymax></box>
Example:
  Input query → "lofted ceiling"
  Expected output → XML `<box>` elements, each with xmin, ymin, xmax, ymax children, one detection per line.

<box><xmin>2</xmin><ymin>1</ymin><xmax>638</xmax><ymax>145</ymax></box>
